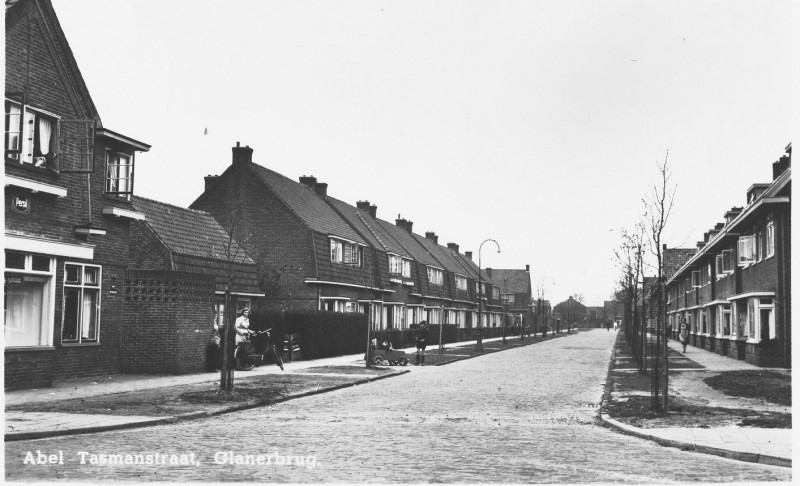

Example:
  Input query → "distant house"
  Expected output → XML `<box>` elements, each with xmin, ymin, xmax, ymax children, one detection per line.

<box><xmin>487</xmin><ymin>266</ymin><xmax>534</xmax><ymax>327</ymax></box>
<box><xmin>5</xmin><ymin>0</ymin><xmax>150</xmax><ymax>389</ymax></box>
<box><xmin>552</xmin><ymin>297</ymin><xmax>588</xmax><ymax>332</ymax></box>
<box><xmin>665</xmin><ymin>145</ymin><xmax>791</xmax><ymax>367</ymax></box>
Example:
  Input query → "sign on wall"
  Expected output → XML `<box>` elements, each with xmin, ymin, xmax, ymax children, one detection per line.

<box><xmin>13</xmin><ymin>194</ymin><xmax>30</xmax><ymax>213</ymax></box>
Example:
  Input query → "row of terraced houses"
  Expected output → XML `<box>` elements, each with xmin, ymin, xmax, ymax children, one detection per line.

<box><xmin>654</xmin><ymin>146</ymin><xmax>792</xmax><ymax>368</ymax></box>
<box><xmin>4</xmin><ymin>0</ymin><xmax>534</xmax><ymax>389</ymax></box>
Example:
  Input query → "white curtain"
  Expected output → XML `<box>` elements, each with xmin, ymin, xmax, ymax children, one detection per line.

<box><xmin>38</xmin><ymin>116</ymin><xmax>53</xmax><ymax>155</ymax></box>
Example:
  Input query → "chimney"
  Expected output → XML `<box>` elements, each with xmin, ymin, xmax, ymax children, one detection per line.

<box><xmin>358</xmin><ymin>201</ymin><xmax>371</xmax><ymax>211</ymax></box>
<box><xmin>697</xmin><ymin>241</ymin><xmax>706</xmax><ymax>250</ymax></box>
<box><xmin>204</xmin><ymin>175</ymin><xmax>219</xmax><ymax>190</ymax></box>
<box><xmin>299</xmin><ymin>175</ymin><xmax>317</xmax><ymax>187</ymax></box>
<box><xmin>368</xmin><ymin>205</ymin><xmax>377</xmax><ymax>218</ymax></box>
<box><xmin>425</xmin><ymin>232</ymin><xmax>438</xmax><ymax>244</ymax></box>
<box><xmin>405</xmin><ymin>220</ymin><xmax>413</xmax><ymax>234</ymax></box>
<box><xmin>773</xmin><ymin>152</ymin><xmax>791</xmax><ymax>180</ymax></box>
<box><xmin>724</xmin><ymin>207</ymin><xmax>743</xmax><ymax>225</ymax></box>
<box><xmin>486</xmin><ymin>267</ymin><xmax>492</xmax><ymax>278</ymax></box>
<box><xmin>465</xmin><ymin>251</ymin><xmax>473</xmax><ymax>260</ymax></box>
<box><xmin>714</xmin><ymin>222</ymin><xmax>725</xmax><ymax>231</ymax></box>
<box><xmin>447</xmin><ymin>242</ymin><xmax>459</xmax><ymax>253</ymax></box>
<box><xmin>525</xmin><ymin>264</ymin><xmax>530</xmax><ymax>272</ymax></box>
<box><xmin>314</xmin><ymin>182</ymin><xmax>328</xmax><ymax>197</ymax></box>
<box><xmin>395</xmin><ymin>216</ymin><xmax>407</xmax><ymax>230</ymax></box>
<box><xmin>232</xmin><ymin>142</ymin><xmax>253</xmax><ymax>166</ymax></box>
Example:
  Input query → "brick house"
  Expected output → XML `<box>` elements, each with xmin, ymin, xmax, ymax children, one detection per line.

<box><xmin>123</xmin><ymin>196</ymin><xmax>261</xmax><ymax>374</ymax></box>
<box><xmin>487</xmin><ymin>266</ymin><xmax>534</xmax><ymax>328</ymax></box>
<box><xmin>192</xmin><ymin>143</ymin><xmax>507</xmax><ymax>331</ymax></box>
<box><xmin>4</xmin><ymin>0</ymin><xmax>150</xmax><ymax>389</ymax></box>
<box><xmin>665</xmin><ymin>145</ymin><xmax>791</xmax><ymax>367</ymax></box>
<box><xmin>191</xmin><ymin>144</ymin><xmax>392</xmax><ymax>317</ymax></box>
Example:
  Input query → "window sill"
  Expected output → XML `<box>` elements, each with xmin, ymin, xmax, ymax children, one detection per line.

<box><xmin>60</xmin><ymin>342</ymin><xmax>101</xmax><ymax>347</ymax></box>
<box><xmin>4</xmin><ymin>346</ymin><xmax>56</xmax><ymax>352</ymax></box>
<box><xmin>5</xmin><ymin>159</ymin><xmax>57</xmax><ymax>176</ymax></box>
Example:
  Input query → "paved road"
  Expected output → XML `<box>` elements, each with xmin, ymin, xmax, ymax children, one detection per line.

<box><xmin>5</xmin><ymin>330</ymin><xmax>791</xmax><ymax>483</ymax></box>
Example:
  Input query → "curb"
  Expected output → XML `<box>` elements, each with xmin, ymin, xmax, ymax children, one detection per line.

<box><xmin>599</xmin><ymin>414</ymin><xmax>791</xmax><ymax>468</ymax></box>
<box><xmin>5</xmin><ymin>369</ymin><xmax>410</xmax><ymax>442</ymax></box>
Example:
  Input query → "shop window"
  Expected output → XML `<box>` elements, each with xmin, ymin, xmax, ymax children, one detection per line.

<box><xmin>62</xmin><ymin>263</ymin><xmax>101</xmax><ymax>343</ymax></box>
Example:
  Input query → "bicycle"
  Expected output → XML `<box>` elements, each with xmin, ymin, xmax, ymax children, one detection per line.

<box><xmin>234</xmin><ymin>328</ymin><xmax>284</xmax><ymax>371</ymax></box>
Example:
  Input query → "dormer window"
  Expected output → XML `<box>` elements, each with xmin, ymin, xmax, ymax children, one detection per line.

<box><xmin>427</xmin><ymin>266</ymin><xmax>443</xmax><ymax>286</ymax></box>
<box><xmin>106</xmin><ymin>152</ymin><xmax>134</xmax><ymax>198</ymax></box>
<box><xmin>388</xmin><ymin>254</ymin><xmax>411</xmax><ymax>278</ymax></box>
<box><xmin>330</xmin><ymin>238</ymin><xmax>362</xmax><ymax>267</ymax></box>
<box><xmin>455</xmin><ymin>275</ymin><xmax>468</xmax><ymax>291</ymax></box>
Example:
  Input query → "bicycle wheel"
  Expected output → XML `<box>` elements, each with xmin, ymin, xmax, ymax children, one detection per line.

<box><xmin>235</xmin><ymin>343</ymin><xmax>256</xmax><ymax>371</ymax></box>
<box><xmin>270</xmin><ymin>345</ymin><xmax>284</xmax><ymax>371</ymax></box>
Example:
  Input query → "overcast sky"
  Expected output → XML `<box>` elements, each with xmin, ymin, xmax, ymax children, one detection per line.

<box><xmin>53</xmin><ymin>0</ymin><xmax>792</xmax><ymax>306</ymax></box>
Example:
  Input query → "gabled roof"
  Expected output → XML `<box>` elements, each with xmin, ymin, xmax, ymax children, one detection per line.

<box><xmin>452</xmin><ymin>252</ymin><xmax>498</xmax><ymax>286</ymax></box>
<box><xmin>373</xmin><ymin>219</ymin><xmax>442</xmax><ymax>267</ymax></box>
<box><xmin>412</xmin><ymin>234</ymin><xmax>475</xmax><ymax>278</ymax></box>
<box><xmin>326</xmin><ymin>198</ymin><xmax>399</xmax><ymax>254</ymax></box>
<box><xmin>131</xmin><ymin>196</ymin><xmax>254</xmax><ymax>264</ymax></box>
<box><xmin>248</xmin><ymin>164</ymin><xmax>366</xmax><ymax>244</ymax></box>
<box><xmin>7</xmin><ymin>0</ymin><xmax>100</xmax><ymax>122</ymax></box>
<box><xmin>664</xmin><ymin>248</ymin><xmax>696</xmax><ymax>280</ymax></box>
<box><xmin>489</xmin><ymin>269</ymin><xmax>531</xmax><ymax>294</ymax></box>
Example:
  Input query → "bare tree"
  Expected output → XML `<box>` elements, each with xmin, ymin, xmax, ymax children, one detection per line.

<box><xmin>572</xmin><ymin>293</ymin><xmax>585</xmax><ymax>304</ymax></box>
<box><xmin>643</xmin><ymin>151</ymin><xmax>677</xmax><ymax>411</ymax></box>
<box><xmin>613</xmin><ymin>223</ymin><xmax>646</xmax><ymax>370</ymax></box>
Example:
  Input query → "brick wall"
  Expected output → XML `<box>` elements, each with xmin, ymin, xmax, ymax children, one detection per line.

<box><xmin>121</xmin><ymin>270</ymin><xmax>215</xmax><ymax>374</ymax></box>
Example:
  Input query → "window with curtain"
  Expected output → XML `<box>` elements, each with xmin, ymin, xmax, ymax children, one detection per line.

<box><xmin>330</xmin><ymin>238</ymin><xmax>361</xmax><ymax>266</ymax></box>
<box><xmin>5</xmin><ymin>101</ymin><xmax>57</xmax><ymax>167</ymax></box>
<box><xmin>766</xmin><ymin>214</ymin><xmax>775</xmax><ymax>258</ymax></box>
<box><xmin>106</xmin><ymin>152</ymin><xmax>134</xmax><ymax>197</ymax></box>
<box><xmin>62</xmin><ymin>263</ymin><xmax>101</xmax><ymax>343</ymax></box>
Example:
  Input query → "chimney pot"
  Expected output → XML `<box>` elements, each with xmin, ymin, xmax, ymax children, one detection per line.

<box><xmin>368</xmin><ymin>205</ymin><xmax>377</xmax><ymax>218</ymax></box>
<box><xmin>425</xmin><ymin>232</ymin><xmax>438</xmax><ymax>244</ymax></box>
<box><xmin>405</xmin><ymin>221</ymin><xmax>413</xmax><ymax>234</ymax></box>
<box><xmin>447</xmin><ymin>242</ymin><xmax>460</xmax><ymax>253</ymax></box>
<box><xmin>314</xmin><ymin>182</ymin><xmax>328</xmax><ymax>197</ymax></box>
<box><xmin>525</xmin><ymin>264</ymin><xmax>530</xmax><ymax>272</ymax></box>
<box><xmin>486</xmin><ymin>267</ymin><xmax>492</xmax><ymax>278</ymax></box>
<box><xmin>395</xmin><ymin>217</ymin><xmax>407</xmax><ymax>229</ymax></box>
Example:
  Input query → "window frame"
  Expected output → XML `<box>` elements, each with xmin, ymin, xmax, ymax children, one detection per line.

<box><xmin>4</xmin><ymin>251</ymin><xmax>56</xmax><ymax>348</ymax></box>
<box><xmin>455</xmin><ymin>274</ymin><xmax>468</xmax><ymax>291</ymax></box>
<box><xmin>765</xmin><ymin>214</ymin><xmax>775</xmax><ymax>259</ymax></box>
<box><xmin>105</xmin><ymin>150</ymin><xmax>135</xmax><ymax>199</ymax></box>
<box><xmin>5</xmin><ymin>100</ymin><xmax>59</xmax><ymax>168</ymax></box>
<box><xmin>61</xmin><ymin>262</ymin><xmax>102</xmax><ymax>345</ymax></box>
<box><xmin>330</xmin><ymin>238</ymin><xmax>362</xmax><ymax>267</ymax></box>
<box><xmin>737</xmin><ymin>236</ymin><xmax>756</xmax><ymax>267</ymax></box>
<box><xmin>426</xmin><ymin>266</ymin><xmax>444</xmax><ymax>287</ymax></box>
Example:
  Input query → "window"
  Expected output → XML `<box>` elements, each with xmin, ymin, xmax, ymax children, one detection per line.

<box><xmin>5</xmin><ymin>101</ymin><xmax>57</xmax><ymax>168</ymax></box>
<box><xmin>4</xmin><ymin>251</ymin><xmax>55</xmax><ymax>347</ymax></box>
<box><xmin>475</xmin><ymin>281</ymin><xmax>486</xmax><ymax>296</ymax></box>
<box><xmin>330</xmin><ymin>238</ymin><xmax>361</xmax><ymax>266</ymax></box>
<box><xmin>721</xmin><ymin>250</ymin><xmax>733</xmax><ymax>274</ymax></box>
<box><xmin>106</xmin><ymin>152</ymin><xmax>134</xmax><ymax>197</ymax></box>
<box><xmin>427</xmin><ymin>267</ymin><xmax>443</xmax><ymax>286</ymax></box>
<box><xmin>756</xmin><ymin>229</ymin><xmax>763</xmax><ymax>261</ymax></box>
<box><xmin>388</xmin><ymin>255</ymin><xmax>410</xmax><ymax>277</ymax></box>
<box><xmin>491</xmin><ymin>287</ymin><xmax>500</xmax><ymax>300</ymax></box>
<box><xmin>455</xmin><ymin>275</ymin><xmax>468</xmax><ymax>291</ymax></box>
<box><xmin>700</xmin><ymin>310</ymin><xmax>707</xmax><ymax>334</ymax></box>
<box><xmin>737</xmin><ymin>236</ymin><xmax>755</xmax><ymax>266</ymax></box>
<box><xmin>766</xmin><ymin>214</ymin><xmax>775</xmax><ymax>258</ymax></box>
<box><xmin>501</xmin><ymin>293</ymin><xmax>515</xmax><ymax>304</ymax></box>
<box><xmin>721</xmin><ymin>305</ymin><xmax>731</xmax><ymax>336</ymax></box>
<box><xmin>62</xmin><ymin>263</ymin><xmax>101</xmax><ymax>343</ymax></box>
<box><xmin>758</xmin><ymin>299</ymin><xmax>775</xmax><ymax>340</ymax></box>
<box><xmin>691</xmin><ymin>270</ymin><xmax>701</xmax><ymax>288</ymax></box>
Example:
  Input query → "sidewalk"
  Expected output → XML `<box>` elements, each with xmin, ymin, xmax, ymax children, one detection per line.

<box><xmin>4</xmin><ymin>334</ymin><xmax>522</xmax><ymax>440</ymax></box>
<box><xmin>601</xmin><ymin>335</ymin><xmax>791</xmax><ymax>468</ymax></box>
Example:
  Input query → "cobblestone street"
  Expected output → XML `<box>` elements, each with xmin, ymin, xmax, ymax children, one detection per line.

<box><xmin>5</xmin><ymin>330</ymin><xmax>791</xmax><ymax>483</ymax></box>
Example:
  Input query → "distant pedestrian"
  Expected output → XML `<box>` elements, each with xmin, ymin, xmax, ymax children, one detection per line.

<box><xmin>678</xmin><ymin>320</ymin><xmax>689</xmax><ymax>353</ymax></box>
<box><xmin>415</xmin><ymin>321</ymin><xmax>429</xmax><ymax>366</ymax></box>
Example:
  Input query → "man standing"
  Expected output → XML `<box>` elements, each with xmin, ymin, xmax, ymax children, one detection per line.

<box><xmin>415</xmin><ymin>321</ymin><xmax>429</xmax><ymax>366</ymax></box>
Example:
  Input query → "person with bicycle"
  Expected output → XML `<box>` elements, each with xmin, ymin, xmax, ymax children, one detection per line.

<box><xmin>235</xmin><ymin>308</ymin><xmax>253</xmax><ymax>344</ymax></box>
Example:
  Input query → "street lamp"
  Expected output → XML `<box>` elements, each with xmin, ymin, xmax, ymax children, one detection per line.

<box><xmin>477</xmin><ymin>239</ymin><xmax>500</xmax><ymax>351</ymax></box>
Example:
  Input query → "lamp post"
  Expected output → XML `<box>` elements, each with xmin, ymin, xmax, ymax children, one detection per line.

<box><xmin>477</xmin><ymin>239</ymin><xmax>500</xmax><ymax>351</ymax></box>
